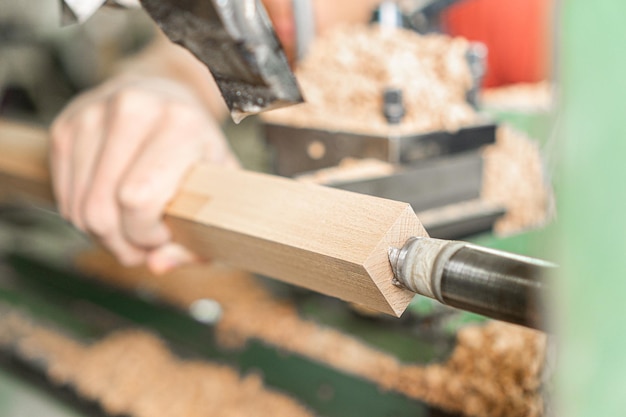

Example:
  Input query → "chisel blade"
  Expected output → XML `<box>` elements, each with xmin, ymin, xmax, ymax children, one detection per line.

<box><xmin>140</xmin><ymin>0</ymin><xmax>303</xmax><ymax>122</ymax></box>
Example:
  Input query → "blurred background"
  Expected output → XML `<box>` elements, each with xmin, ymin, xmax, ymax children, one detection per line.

<box><xmin>0</xmin><ymin>1</ymin><xmax>623</xmax><ymax>417</ymax></box>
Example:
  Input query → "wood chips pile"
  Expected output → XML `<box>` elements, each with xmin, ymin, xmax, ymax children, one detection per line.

<box><xmin>482</xmin><ymin>126</ymin><xmax>551</xmax><ymax>235</ymax></box>
<box><xmin>0</xmin><ymin>310</ymin><xmax>314</xmax><ymax>417</ymax></box>
<box><xmin>263</xmin><ymin>25</ymin><xmax>477</xmax><ymax>135</ymax></box>
<box><xmin>481</xmin><ymin>82</ymin><xmax>554</xmax><ymax>112</ymax></box>
<box><xmin>55</xmin><ymin>251</ymin><xmax>551</xmax><ymax>417</ymax></box>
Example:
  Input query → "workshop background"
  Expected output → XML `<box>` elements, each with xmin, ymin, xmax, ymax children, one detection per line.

<box><xmin>0</xmin><ymin>1</ymin><xmax>622</xmax><ymax>417</ymax></box>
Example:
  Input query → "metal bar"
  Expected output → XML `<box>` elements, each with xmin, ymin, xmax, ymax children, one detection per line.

<box><xmin>264</xmin><ymin>122</ymin><xmax>496</xmax><ymax>176</ymax></box>
<box><xmin>390</xmin><ymin>237</ymin><xmax>555</xmax><ymax>330</ymax></box>
<box><xmin>441</xmin><ymin>245</ymin><xmax>547</xmax><ymax>329</ymax></box>
<box><xmin>330</xmin><ymin>152</ymin><xmax>483</xmax><ymax>213</ymax></box>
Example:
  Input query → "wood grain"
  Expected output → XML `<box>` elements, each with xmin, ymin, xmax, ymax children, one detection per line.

<box><xmin>0</xmin><ymin>121</ymin><xmax>52</xmax><ymax>202</ymax></box>
<box><xmin>0</xmin><ymin>120</ymin><xmax>427</xmax><ymax>316</ymax></box>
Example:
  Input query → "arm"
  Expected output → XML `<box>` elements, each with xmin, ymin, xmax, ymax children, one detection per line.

<box><xmin>50</xmin><ymin>0</ymin><xmax>380</xmax><ymax>273</ymax></box>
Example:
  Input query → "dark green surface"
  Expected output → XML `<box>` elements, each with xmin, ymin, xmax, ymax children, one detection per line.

<box><xmin>0</xmin><ymin>254</ymin><xmax>455</xmax><ymax>417</ymax></box>
<box><xmin>482</xmin><ymin>108</ymin><xmax>554</xmax><ymax>147</ymax></box>
<box><xmin>298</xmin><ymin>296</ymin><xmax>457</xmax><ymax>363</ymax></box>
<box><xmin>470</xmin><ymin>222</ymin><xmax>558</xmax><ymax>262</ymax></box>
<box><xmin>239</xmin><ymin>344</ymin><xmax>429</xmax><ymax>417</ymax></box>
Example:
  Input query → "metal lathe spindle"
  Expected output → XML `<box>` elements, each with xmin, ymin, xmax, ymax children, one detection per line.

<box><xmin>389</xmin><ymin>237</ymin><xmax>555</xmax><ymax>330</ymax></box>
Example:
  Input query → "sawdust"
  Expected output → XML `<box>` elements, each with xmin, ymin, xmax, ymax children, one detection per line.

<box><xmin>295</xmin><ymin>158</ymin><xmax>395</xmax><ymax>184</ymax></box>
<box><xmin>482</xmin><ymin>126</ymin><xmax>551</xmax><ymax>235</ymax></box>
<box><xmin>397</xmin><ymin>323</ymin><xmax>546</xmax><ymax>417</ymax></box>
<box><xmin>481</xmin><ymin>82</ymin><xmax>554</xmax><ymax>112</ymax></box>
<box><xmin>262</xmin><ymin>25</ymin><xmax>477</xmax><ymax>135</ymax></box>
<box><xmin>0</xmin><ymin>310</ymin><xmax>314</xmax><ymax>417</ymax></box>
<box><xmin>73</xmin><ymin>251</ymin><xmax>548</xmax><ymax>417</ymax></box>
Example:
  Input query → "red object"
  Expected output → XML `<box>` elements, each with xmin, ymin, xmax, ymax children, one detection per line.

<box><xmin>442</xmin><ymin>0</ymin><xmax>552</xmax><ymax>87</ymax></box>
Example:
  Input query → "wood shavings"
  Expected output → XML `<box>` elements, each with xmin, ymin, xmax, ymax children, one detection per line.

<box><xmin>482</xmin><ymin>126</ymin><xmax>551</xmax><ymax>235</ymax></box>
<box><xmin>397</xmin><ymin>322</ymin><xmax>547</xmax><ymax>417</ymax></box>
<box><xmin>263</xmin><ymin>25</ymin><xmax>477</xmax><ymax>135</ymax></box>
<box><xmin>295</xmin><ymin>158</ymin><xmax>395</xmax><ymax>184</ymax></box>
<box><xmin>74</xmin><ymin>251</ymin><xmax>549</xmax><ymax>417</ymax></box>
<box><xmin>0</xmin><ymin>310</ymin><xmax>314</xmax><ymax>417</ymax></box>
<box><xmin>481</xmin><ymin>82</ymin><xmax>554</xmax><ymax>112</ymax></box>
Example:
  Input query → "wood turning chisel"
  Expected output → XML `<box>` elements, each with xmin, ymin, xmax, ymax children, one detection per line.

<box><xmin>61</xmin><ymin>0</ymin><xmax>303</xmax><ymax>122</ymax></box>
<box><xmin>139</xmin><ymin>0</ymin><xmax>304</xmax><ymax>122</ymax></box>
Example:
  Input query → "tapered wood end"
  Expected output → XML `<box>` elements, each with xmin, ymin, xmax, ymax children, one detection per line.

<box><xmin>363</xmin><ymin>205</ymin><xmax>428</xmax><ymax>317</ymax></box>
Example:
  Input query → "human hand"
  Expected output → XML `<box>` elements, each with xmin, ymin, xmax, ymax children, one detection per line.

<box><xmin>50</xmin><ymin>76</ymin><xmax>239</xmax><ymax>273</ymax></box>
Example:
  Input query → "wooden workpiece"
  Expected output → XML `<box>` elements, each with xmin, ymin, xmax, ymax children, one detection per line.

<box><xmin>0</xmin><ymin>120</ymin><xmax>427</xmax><ymax>316</ymax></box>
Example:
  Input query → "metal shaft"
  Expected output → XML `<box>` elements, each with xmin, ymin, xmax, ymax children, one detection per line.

<box><xmin>389</xmin><ymin>237</ymin><xmax>555</xmax><ymax>330</ymax></box>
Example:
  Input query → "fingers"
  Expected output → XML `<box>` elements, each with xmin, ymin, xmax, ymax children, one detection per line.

<box><xmin>68</xmin><ymin>105</ymin><xmax>105</xmax><ymax>230</ymax></box>
<box><xmin>49</xmin><ymin>86</ymin><xmax>115</xmax><ymax>219</ymax></box>
<box><xmin>51</xmin><ymin>101</ymin><xmax>148</xmax><ymax>266</ymax></box>
<box><xmin>50</xmin><ymin>77</ymin><xmax>240</xmax><ymax>271</ymax></box>
<box><xmin>81</xmin><ymin>90</ymin><xmax>168</xmax><ymax>265</ymax></box>
<box><xmin>117</xmin><ymin>104</ymin><xmax>207</xmax><ymax>249</ymax></box>
<box><xmin>100</xmin><ymin>232</ymin><xmax>146</xmax><ymax>267</ymax></box>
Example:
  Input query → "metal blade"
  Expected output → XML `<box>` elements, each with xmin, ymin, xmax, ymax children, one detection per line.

<box><xmin>140</xmin><ymin>0</ymin><xmax>303</xmax><ymax>122</ymax></box>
